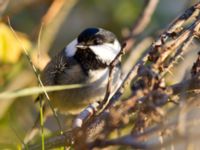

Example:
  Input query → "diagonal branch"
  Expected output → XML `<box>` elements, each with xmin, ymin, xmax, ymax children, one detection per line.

<box><xmin>124</xmin><ymin>0</ymin><xmax>159</xmax><ymax>51</ymax></box>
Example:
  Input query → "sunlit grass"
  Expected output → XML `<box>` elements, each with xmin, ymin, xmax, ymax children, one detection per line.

<box><xmin>0</xmin><ymin>84</ymin><xmax>85</xmax><ymax>99</ymax></box>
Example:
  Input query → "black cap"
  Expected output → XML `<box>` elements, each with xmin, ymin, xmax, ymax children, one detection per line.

<box><xmin>77</xmin><ymin>28</ymin><xmax>116</xmax><ymax>45</ymax></box>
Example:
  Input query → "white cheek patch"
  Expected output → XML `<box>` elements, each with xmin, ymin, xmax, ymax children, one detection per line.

<box><xmin>65</xmin><ymin>38</ymin><xmax>78</xmax><ymax>57</ymax></box>
<box><xmin>89</xmin><ymin>39</ymin><xmax>121</xmax><ymax>64</ymax></box>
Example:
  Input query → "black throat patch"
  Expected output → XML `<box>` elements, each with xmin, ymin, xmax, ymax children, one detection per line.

<box><xmin>74</xmin><ymin>48</ymin><xmax>107</xmax><ymax>75</ymax></box>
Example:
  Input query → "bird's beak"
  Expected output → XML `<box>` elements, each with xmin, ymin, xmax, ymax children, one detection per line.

<box><xmin>76</xmin><ymin>44</ymin><xmax>88</xmax><ymax>49</ymax></box>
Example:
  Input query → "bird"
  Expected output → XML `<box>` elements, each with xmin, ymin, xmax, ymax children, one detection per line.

<box><xmin>41</xmin><ymin>27</ymin><xmax>122</xmax><ymax>114</ymax></box>
<box><xmin>24</xmin><ymin>27</ymin><xmax>122</xmax><ymax>144</ymax></box>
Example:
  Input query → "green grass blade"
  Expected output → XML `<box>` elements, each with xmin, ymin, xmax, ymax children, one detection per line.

<box><xmin>0</xmin><ymin>84</ymin><xmax>85</xmax><ymax>99</ymax></box>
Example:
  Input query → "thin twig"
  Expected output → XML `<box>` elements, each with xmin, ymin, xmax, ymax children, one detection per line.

<box><xmin>7</xmin><ymin>18</ymin><xmax>64</xmax><ymax>141</ymax></box>
<box><xmin>72</xmin><ymin>43</ymin><xmax>126</xmax><ymax>128</ymax></box>
<box><xmin>98</xmin><ymin>43</ymin><xmax>126</xmax><ymax>111</ymax></box>
<box><xmin>124</xmin><ymin>0</ymin><xmax>159</xmax><ymax>51</ymax></box>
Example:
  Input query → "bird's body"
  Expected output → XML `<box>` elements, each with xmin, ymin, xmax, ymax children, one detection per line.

<box><xmin>41</xmin><ymin>28</ymin><xmax>122</xmax><ymax>114</ymax></box>
<box><xmin>24</xmin><ymin>27</ymin><xmax>122</xmax><ymax>144</ymax></box>
<box><xmin>41</xmin><ymin>49</ymin><xmax>121</xmax><ymax>114</ymax></box>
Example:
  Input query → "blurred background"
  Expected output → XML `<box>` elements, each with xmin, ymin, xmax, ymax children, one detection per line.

<box><xmin>0</xmin><ymin>0</ymin><xmax>199</xmax><ymax>149</ymax></box>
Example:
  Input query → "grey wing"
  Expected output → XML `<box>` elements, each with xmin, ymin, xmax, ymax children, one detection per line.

<box><xmin>41</xmin><ymin>50</ymin><xmax>68</xmax><ymax>85</ymax></box>
<box><xmin>41</xmin><ymin>49</ymin><xmax>87</xmax><ymax>86</ymax></box>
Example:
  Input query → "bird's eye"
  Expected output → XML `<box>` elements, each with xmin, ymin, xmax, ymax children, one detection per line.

<box><xmin>94</xmin><ymin>38</ymin><xmax>103</xmax><ymax>45</ymax></box>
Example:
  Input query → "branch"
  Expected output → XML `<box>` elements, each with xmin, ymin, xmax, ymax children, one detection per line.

<box><xmin>27</xmin><ymin>74</ymin><xmax>200</xmax><ymax>150</ymax></box>
<box><xmin>124</xmin><ymin>0</ymin><xmax>159</xmax><ymax>51</ymax></box>
<box><xmin>89</xmin><ymin>117</ymin><xmax>200</xmax><ymax>149</ymax></box>
<box><xmin>28</xmin><ymin>130</ymin><xmax>73</xmax><ymax>150</ymax></box>
<box><xmin>31</xmin><ymin>0</ymin><xmax>78</xmax><ymax>70</ymax></box>
<box><xmin>89</xmin><ymin>97</ymin><xmax>200</xmax><ymax>149</ymax></box>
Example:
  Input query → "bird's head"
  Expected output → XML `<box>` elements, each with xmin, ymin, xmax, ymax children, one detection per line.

<box><xmin>65</xmin><ymin>28</ymin><xmax>121</xmax><ymax>71</ymax></box>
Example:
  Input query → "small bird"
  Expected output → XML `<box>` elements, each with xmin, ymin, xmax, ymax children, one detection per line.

<box><xmin>41</xmin><ymin>27</ymin><xmax>122</xmax><ymax>114</ymax></box>
<box><xmin>24</xmin><ymin>28</ymin><xmax>122</xmax><ymax>144</ymax></box>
